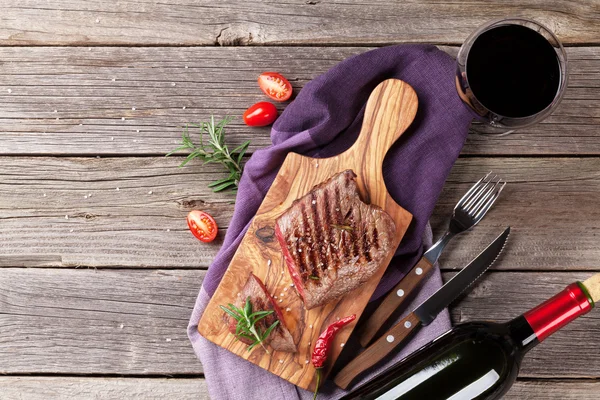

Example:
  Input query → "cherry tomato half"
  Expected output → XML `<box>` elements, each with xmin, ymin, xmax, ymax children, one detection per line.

<box><xmin>258</xmin><ymin>72</ymin><xmax>292</xmax><ymax>102</ymax></box>
<box><xmin>243</xmin><ymin>101</ymin><xmax>278</xmax><ymax>127</ymax></box>
<box><xmin>187</xmin><ymin>210</ymin><xmax>218</xmax><ymax>243</ymax></box>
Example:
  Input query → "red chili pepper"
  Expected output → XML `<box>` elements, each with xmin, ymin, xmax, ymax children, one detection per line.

<box><xmin>311</xmin><ymin>314</ymin><xmax>356</xmax><ymax>399</ymax></box>
<box><xmin>312</xmin><ymin>314</ymin><xmax>356</xmax><ymax>368</ymax></box>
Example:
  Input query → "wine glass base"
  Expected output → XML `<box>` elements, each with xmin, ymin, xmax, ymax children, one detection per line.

<box><xmin>470</xmin><ymin>121</ymin><xmax>515</xmax><ymax>136</ymax></box>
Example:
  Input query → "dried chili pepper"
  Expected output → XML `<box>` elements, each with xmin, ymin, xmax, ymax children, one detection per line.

<box><xmin>311</xmin><ymin>314</ymin><xmax>356</xmax><ymax>399</ymax></box>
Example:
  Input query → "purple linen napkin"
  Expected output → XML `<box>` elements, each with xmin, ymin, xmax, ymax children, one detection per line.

<box><xmin>188</xmin><ymin>44</ymin><xmax>475</xmax><ymax>399</ymax></box>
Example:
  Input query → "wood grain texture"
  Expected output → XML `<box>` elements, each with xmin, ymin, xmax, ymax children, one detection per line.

<box><xmin>0</xmin><ymin>377</ymin><xmax>597</xmax><ymax>399</ymax></box>
<box><xmin>0</xmin><ymin>157</ymin><xmax>232</xmax><ymax>268</ymax></box>
<box><xmin>4</xmin><ymin>156</ymin><xmax>600</xmax><ymax>270</ymax></box>
<box><xmin>0</xmin><ymin>377</ymin><xmax>209</xmax><ymax>400</ymax></box>
<box><xmin>432</xmin><ymin>157</ymin><xmax>600</xmax><ymax>271</ymax></box>
<box><xmin>334</xmin><ymin>312</ymin><xmax>421</xmax><ymax>389</ymax></box>
<box><xmin>0</xmin><ymin>268</ymin><xmax>204</xmax><ymax>375</ymax></box>
<box><xmin>507</xmin><ymin>380</ymin><xmax>600</xmax><ymax>399</ymax></box>
<box><xmin>0</xmin><ymin>46</ymin><xmax>599</xmax><ymax>156</ymax></box>
<box><xmin>199</xmin><ymin>79</ymin><xmax>416</xmax><ymax>390</ymax></box>
<box><xmin>2</xmin><ymin>268</ymin><xmax>600</xmax><ymax>378</ymax></box>
<box><xmin>446</xmin><ymin>271</ymin><xmax>600</xmax><ymax>379</ymax></box>
<box><xmin>0</xmin><ymin>1</ymin><xmax>599</xmax><ymax>45</ymax></box>
<box><xmin>357</xmin><ymin>256</ymin><xmax>434</xmax><ymax>347</ymax></box>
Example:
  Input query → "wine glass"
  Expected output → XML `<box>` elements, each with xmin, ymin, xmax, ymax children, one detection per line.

<box><xmin>455</xmin><ymin>17</ymin><xmax>568</xmax><ymax>135</ymax></box>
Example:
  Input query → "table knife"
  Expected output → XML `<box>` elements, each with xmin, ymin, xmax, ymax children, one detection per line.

<box><xmin>357</xmin><ymin>173</ymin><xmax>505</xmax><ymax>347</ymax></box>
<box><xmin>333</xmin><ymin>227</ymin><xmax>510</xmax><ymax>389</ymax></box>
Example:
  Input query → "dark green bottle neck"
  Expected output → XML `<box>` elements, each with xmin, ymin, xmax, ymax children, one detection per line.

<box><xmin>507</xmin><ymin>315</ymin><xmax>539</xmax><ymax>355</ymax></box>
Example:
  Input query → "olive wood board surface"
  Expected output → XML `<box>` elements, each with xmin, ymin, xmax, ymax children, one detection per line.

<box><xmin>198</xmin><ymin>79</ymin><xmax>417</xmax><ymax>390</ymax></box>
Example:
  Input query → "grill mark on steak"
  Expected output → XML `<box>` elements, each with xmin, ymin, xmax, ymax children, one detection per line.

<box><xmin>295</xmin><ymin>204</ymin><xmax>310</xmax><ymax>277</ymax></box>
<box><xmin>326</xmin><ymin>188</ymin><xmax>340</xmax><ymax>269</ymax></box>
<box><xmin>290</xmin><ymin>226</ymin><xmax>305</xmax><ymax>274</ymax></box>
<box><xmin>362</xmin><ymin>219</ymin><xmax>373</xmax><ymax>262</ymax></box>
<box><xmin>309</xmin><ymin>192</ymin><xmax>324</xmax><ymax>277</ymax></box>
<box><xmin>372</xmin><ymin>225</ymin><xmax>379</xmax><ymax>249</ymax></box>
<box><xmin>275</xmin><ymin>170</ymin><xmax>397</xmax><ymax>309</ymax></box>
<box><xmin>349</xmin><ymin>209</ymin><xmax>360</xmax><ymax>261</ymax></box>
<box><xmin>227</xmin><ymin>273</ymin><xmax>297</xmax><ymax>353</ymax></box>
<box><xmin>301</xmin><ymin>199</ymin><xmax>319</xmax><ymax>279</ymax></box>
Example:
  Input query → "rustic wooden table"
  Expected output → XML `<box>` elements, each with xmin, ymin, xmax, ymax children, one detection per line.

<box><xmin>1</xmin><ymin>2</ymin><xmax>599</xmax><ymax>399</ymax></box>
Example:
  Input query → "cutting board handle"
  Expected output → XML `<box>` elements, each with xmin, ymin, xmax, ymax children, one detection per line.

<box><xmin>347</xmin><ymin>79</ymin><xmax>418</xmax><ymax>179</ymax></box>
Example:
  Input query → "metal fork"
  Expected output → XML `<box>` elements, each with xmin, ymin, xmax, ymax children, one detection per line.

<box><xmin>357</xmin><ymin>172</ymin><xmax>506</xmax><ymax>347</ymax></box>
<box><xmin>423</xmin><ymin>172</ymin><xmax>506</xmax><ymax>264</ymax></box>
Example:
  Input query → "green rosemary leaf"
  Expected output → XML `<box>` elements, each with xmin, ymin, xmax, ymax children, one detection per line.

<box><xmin>179</xmin><ymin>153</ymin><xmax>198</xmax><ymax>167</ymax></box>
<box><xmin>309</xmin><ymin>275</ymin><xmax>320</xmax><ymax>280</ymax></box>
<box><xmin>221</xmin><ymin>295</ymin><xmax>278</xmax><ymax>354</ymax></box>
<box><xmin>165</xmin><ymin>146</ymin><xmax>189</xmax><ymax>157</ymax></box>
<box><xmin>236</xmin><ymin>141</ymin><xmax>250</xmax><ymax>165</ymax></box>
<box><xmin>208</xmin><ymin>176</ymin><xmax>235</xmax><ymax>188</ymax></box>
<box><xmin>167</xmin><ymin>115</ymin><xmax>247</xmax><ymax>193</ymax></box>
<box><xmin>251</xmin><ymin>313</ymin><xmax>273</xmax><ymax>325</ymax></box>
<box><xmin>227</xmin><ymin>303</ymin><xmax>243</xmax><ymax>314</ymax></box>
<box><xmin>231</xmin><ymin>140</ymin><xmax>250</xmax><ymax>156</ymax></box>
<box><xmin>211</xmin><ymin>180</ymin><xmax>237</xmax><ymax>193</ymax></box>
<box><xmin>235</xmin><ymin>321</ymin><xmax>245</xmax><ymax>336</ymax></box>
<box><xmin>262</xmin><ymin>320</ymin><xmax>280</xmax><ymax>340</ymax></box>
<box><xmin>248</xmin><ymin>310</ymin><xmax>273</xmax><ymax>319</ymax></box>
<box><xmin>220</xmin><ymin>305</ymin><xmax>242</xmax><ymax>320</ymax></box>
<box><xmin>244</xmin><ymin>297</ymin><xmax>252</xmax><ymax>316</ymax></box>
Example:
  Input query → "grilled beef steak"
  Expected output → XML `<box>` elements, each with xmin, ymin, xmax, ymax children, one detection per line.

<box><xmin>275</xmin><ymin>170</ymin><xmax>396</xmax><ymax>309</ymax></box>
<box><xmin>227</xmin><ymin>273</ymin><xmax>297</xmax><ymax>353</ymax></box>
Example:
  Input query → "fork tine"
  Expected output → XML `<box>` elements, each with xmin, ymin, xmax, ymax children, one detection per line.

<box><xmin>469</xmin><ymin>179</ymin><xmax>502</xmax><ymax>216</ymax></box>
<box><xmin>466</xmin><ymin>177</ymin><xmax>501</xmax><ymax>213</ymax></box>
<box><xmin>463</xmin><ymin>175</ymin><xmax>497</xmax><ymax>211</ymax></box>
<box><xmin>458</xmin><ymin>172</ymin><xmax>493</xmax><ymax>209</ymax></box>
<box><xmin>473</xmin><ymin>181</ymin><xmax>506</xmax><ymax>220</ymax></box>
<box><xmin>455</xmin><ymin>172</ymin><xmax>491</xmax><ymax>209</ymax></box>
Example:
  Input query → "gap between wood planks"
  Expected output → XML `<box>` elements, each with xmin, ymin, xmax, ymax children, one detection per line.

<box><xmin>0</xmin><ymin>46</ymin><xmax>597</xmax><ymax>156</ymax></box>
<box><xmin>3</xmin><ymin>156</ymin><xmax>600</xmax><ymax>270</ymax></box>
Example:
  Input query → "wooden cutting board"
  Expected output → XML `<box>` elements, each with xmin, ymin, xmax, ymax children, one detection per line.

<box><xmin>198</xmin><ymin>79</ymin><xmax>417</xmax><ymax>390</ymax></box>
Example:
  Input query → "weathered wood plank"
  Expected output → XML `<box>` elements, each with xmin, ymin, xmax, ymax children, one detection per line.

<box><xmin>3</xmin><ymin>156</ymin><xmax>600</xmax><ymax>269</ymax></box>
<box><xmin>1</xmin><ymin>269</ymin><xmax>600</xmax><ymax>377</ymax></box>
<box><xmin>446</xmin><ymin>272</ymin><xmax>600</xmax><ymax>379</ymax></box>
<box><xmin>0</xmin><ymin>1</ymin><xmax>598</xmax><ymax>45</ymax></box>
<box><xmin>0</xmin><ymin>377</ymin><xmax>596</xmax><ymax>400</ymax></box>
<box><xmin>0</xmin><ymin>46</ymin><xmax>599</xmax><ymax>156</ymax></box>
<box><xmin>0</xmin><ymin>377</ymin><xmax>209</xmax><ymax>400</ymax></box>
<box><xmin>507</xmin><ymin>380</ymin><xmax>600</xmax><ymax>399</ymax></box>
<box><xmin>0</xmin><ymin>268</ymin><xmax>205</xmax><ymax>375</ymax></box>
<box><xmin>432</xmin><ymin>157</ymin><xmax>600</xmax><ymax>271</ymax></box>
<box><xmin>0</xmin><ymin>157</ymin><xmax>234</xmax><ymax>268</ymax></box>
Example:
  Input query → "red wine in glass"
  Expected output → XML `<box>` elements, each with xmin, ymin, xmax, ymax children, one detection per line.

<box><xmin>456</xmin><ymin>18</ymin><xmax>568</xmax><ymax>133</ymax></box>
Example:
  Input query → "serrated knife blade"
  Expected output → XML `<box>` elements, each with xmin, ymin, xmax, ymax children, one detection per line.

<box><xmin>334</xmin><ymin>226</ymin><xmax>511</xmax><ymax>389</ymax></box>
<box><xmin>414</xmin><ymin>226</ymin><xmax>510</xmax><ymax>326</ymax></box>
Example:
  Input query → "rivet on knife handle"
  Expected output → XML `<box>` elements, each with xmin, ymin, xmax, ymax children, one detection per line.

<box><xmin>334</xmin><ymin>312</ymin><xmax>421</xmax><ymax>390</ymax></box>
<box><xmin>357</xmin><ymin>257</ymin><xmax>434</xmax><ymax>347</ymax></box>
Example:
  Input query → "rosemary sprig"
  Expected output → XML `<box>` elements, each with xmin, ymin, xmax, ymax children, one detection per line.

<box><xmin>220</xmin><ymin>297</ymin><xmax>279</xmax><ymax>354</ymax></box>
<box><xmin>167</xmin><ymin>115</ymin><xmax>250</xmax><ymax>193</ymax></box>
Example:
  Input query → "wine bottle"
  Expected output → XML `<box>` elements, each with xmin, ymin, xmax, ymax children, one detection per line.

<box><xmin>342</xmin><ymin>275</ymin><xmax>600</xmax><ymax>400</ymax></box>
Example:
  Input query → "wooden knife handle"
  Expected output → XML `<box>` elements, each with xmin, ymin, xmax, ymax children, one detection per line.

<box><xmin>333</xmin><ymin>312</ymin><xmax>421</xmax><ymax>389</ymax></box>
<box><xmin>357</xmin><ymin>257</ymin><xmax>433</xmax><ymax>347</ymax></box>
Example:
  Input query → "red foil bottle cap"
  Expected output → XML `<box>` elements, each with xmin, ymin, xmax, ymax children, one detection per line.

<box><xmin>524</xmin><ymin>282</ymin><xmax>593</xmax><ymax>342</ymax></box>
